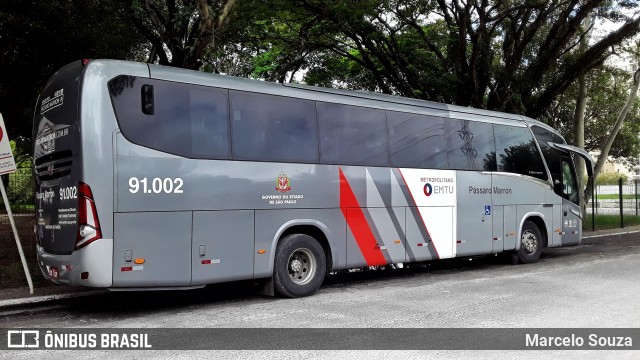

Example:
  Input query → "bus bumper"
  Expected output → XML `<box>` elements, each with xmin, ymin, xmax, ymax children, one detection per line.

<box><xmin>36</xmin><ymin>238</ymin><xmax>113</xmax><ymax>287</ymax></box>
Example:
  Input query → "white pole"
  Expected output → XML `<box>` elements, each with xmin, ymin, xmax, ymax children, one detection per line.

<box><xmin>0</xmin><ymin>179</ymin><xmax>34</xmax><ymax>294</ymax></box>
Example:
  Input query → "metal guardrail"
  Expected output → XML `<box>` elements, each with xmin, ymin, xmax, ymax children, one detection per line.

<box><xmin>586</xmin><ymin>179</ymin><xmax>639</xmax><ymax>228</ymax></box>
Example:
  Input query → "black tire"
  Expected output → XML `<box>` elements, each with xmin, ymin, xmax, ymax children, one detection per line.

<box><xmin>516</xmin><ymin>220</ymin><xmax>543</xmax><ymax>264</ymax></box>
<box><xmin>273</xmin><ymin>234</ymin><xmax>326</xmax><ymax>298</ymax></box>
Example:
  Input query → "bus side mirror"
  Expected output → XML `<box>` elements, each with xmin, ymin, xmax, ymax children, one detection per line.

<box><xmin>554</xmin><ymin>180</ymin><xmax>563</xmax><ymax>194</ymax></box>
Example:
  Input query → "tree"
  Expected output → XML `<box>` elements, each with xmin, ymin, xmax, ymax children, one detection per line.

<box><xmin>246</xmin><ymin>0</ymin><xmax>640</xmax><ymax>119</ymax></box>
<box><xmin>587</xmin><ymin>67</ymin><xmax>640</xmax><ymax>198</ymax></box>
<box><xmin>547</xmin><ymin>62</ymin><xmax>640</xmax><ymax>199</ymax></box>
<box><xmin>129</xmin><ymin>0</ymin><xmax>238</xmax><ymax>70</ymax></box>
<box><xmin>0</xmin><ymin>0</ymin><xmax>146</xmax><ymax>156</ymax></box>
<box><xmin>550</xmin><ymin>65</ymin><xmax>640</xmax><ymax>159</ymax></box>
<box><xmin>572</xmin><ymin>16</ymin><xmax>591</xmax><ymax>210</ymax></box>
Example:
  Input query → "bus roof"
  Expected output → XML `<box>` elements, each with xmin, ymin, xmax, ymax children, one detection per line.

<box><xmin>116</xmin><ymin>61</ymin><xmax>531</xmax><ymax>126</ymax></box>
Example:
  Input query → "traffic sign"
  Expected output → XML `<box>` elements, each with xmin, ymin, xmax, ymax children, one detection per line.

<box><xmin>0</xmin><ymin>113</ymin><xmax>17</xmax><ymax>175</ymax></box>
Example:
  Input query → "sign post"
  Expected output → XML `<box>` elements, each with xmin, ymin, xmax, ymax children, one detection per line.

<box><xmin>0</xmin><ymin>113</ymin><xmax>34</xmax><ymax>294</ymax></box>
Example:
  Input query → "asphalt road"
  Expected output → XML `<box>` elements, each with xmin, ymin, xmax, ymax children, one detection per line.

<box><xmin>1</xmin><ymin>232</ymin><xmax>639</xmax><ymax>359</ymax></box>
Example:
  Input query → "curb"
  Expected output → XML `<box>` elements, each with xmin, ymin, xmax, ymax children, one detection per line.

<box><xmin>582</xmin><ymin>229</ymin><xmax>640</xmax><ymax>239</ymax></box>
<box><xmin>0</xmin><ymin>290</ymin><xmax>106</xmax><ymax>310</ymax></box>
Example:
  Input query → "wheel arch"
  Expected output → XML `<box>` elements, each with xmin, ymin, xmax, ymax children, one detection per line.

<box><xmin>268</xmin><ymin>219</ymin><xmax>334</xmax><ymax>274</ymax></box>
<box><xmin>518</xmin><ymin>213</ymin><xmax>548</xmax><ymax>250</ymax></box>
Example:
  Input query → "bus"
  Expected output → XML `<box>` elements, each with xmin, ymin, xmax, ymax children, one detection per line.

<box><xmin>33</xmin><ymin>59</ymin><xmax>593</xmax><ymax>297</ymax></box>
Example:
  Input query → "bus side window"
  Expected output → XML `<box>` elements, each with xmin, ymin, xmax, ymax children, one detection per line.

<box><xmin>493</xmin><ymin>124</ymin><xmax>547</xmax><ymax>181</ymax></box>
<box><xmin>230</xmin><ymin>91</ymin><xmax>318</xmax><ymax>163</ymax></box>
<box><xmin>446</xmin><ymin>119</ymin><xmax>496</xmax><ymax>171</ymax></box>
<box><xmin>387</xmin><ymin>111</ymin><xmax>447</xmax><ymax>169</ymax></box>
<box><xmin>317</xmin><ymin>102</ymin><xmax>388</xmax><ymax>166</ymax></box>
<box><xmin>188</xmin><ymin>87</ymin><xmax>230</xmax><ymax>159</ymax></box>
<box><xmin>531</xmin><ymin>125</ymin><xmax>565</xmax><ymax>193</ymax></box>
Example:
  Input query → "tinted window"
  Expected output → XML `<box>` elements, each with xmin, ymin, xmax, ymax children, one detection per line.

<box><xmin>388</xmin><ymin>111</ymin><xmax>447</xmax><ymax>169</ymax></box>
<box><xmin>109</xmin><ymin>76</ymin><xmax>230</xmax><ymax>159</ymax></box>
<box><xmin>230</xmin><ymin>91</ymin><xmax>318</xmax><ymax>163</ymax></box>
<box><xmin>532</xmin><ymin>125</ymin><xmax>565</xmax><ymax>192</ymax></box>
<box><xmin>317</xmin><ymin>102</ymin><xmax>388</xmax><ymax>166</ymax></box>
<box><xmin>447</xmin><ymin>119</ymin><xmax>496</xmax><ymax>171</ymax></box>
<box><xmin>562</xmin><ymin>158</ymin><xmax>579</xmax><ymax>204</ymax></box>
<box><xmin>494</xmin><ymin>124</ymin><xmax>547</xmax><ymax>180</ymax></box>
<box><xmin>531</xmin><ymin>125</ymin><xmax>565</xmax><ymax>145</ymax></box>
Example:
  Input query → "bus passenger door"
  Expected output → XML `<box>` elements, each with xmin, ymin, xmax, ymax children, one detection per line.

<box><xmin>548</xmin><ymin>143</ymin><xmax>594</xmax><ymax>245</ymax></box>
<box><xmin>560</xmin><ymin>158</ymin><xmax>581</xmax><ymax>245</ymax></box>
<box><xmin>456</xmin><ymin>172</ymin><xmax>493</xmax><ymax>256</ymax></box>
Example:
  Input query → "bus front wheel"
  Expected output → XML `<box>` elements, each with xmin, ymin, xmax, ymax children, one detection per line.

<box><xmin>273</xmin><ymin>234</ymin><xmax>326</xmax><ymax>298</ymax></box>
<box><xmin>515</xmin><ymin>220</ymin><xmax>543</xmax><ymax>264</ymax></box>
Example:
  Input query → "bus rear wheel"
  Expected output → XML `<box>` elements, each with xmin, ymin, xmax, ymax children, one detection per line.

<box><xmin>515</xmin><ymin>220</ymin><xmax>543</xmax><ymax>264</ymax></box>
<box><xmin>273</xmin><ymin>234</ymin><xmax>326</xmax><ymax>298</ymax></box>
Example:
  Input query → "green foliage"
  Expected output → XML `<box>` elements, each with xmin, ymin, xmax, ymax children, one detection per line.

<box><xmin>583</xmin><ymin>214</ymin><xmax>640</xmax><ymax>230</ymax></box>
<box><xmin>1</xmin><ymin>168</ymin><xmax>34</xmax><ymax>206</ymax></box>
<box><xmin>9</xmin><ymin>140</ymin><xmax>30</xmax><ymax>168</ymax></box>
<box><xmin>240</xmin><ymin>0</ymin><xmax>640</xmax><ymax>120</ymax></box>
<box><xmin>130</xmin><ymin>0</ymin><xmax>244</xmax><ymax>71</ymax></box>
<box><xmin>548</xmin><ymin>65</ymin><xmax>640</xmax><ymax>169</ymax></box>
<box><xmin>251</xmin><ymin>49</ymin><xmax>284</xmax><ymax>80</ymax></box>
<box><xmin>596</xmin><ymin>194</ymin><xmax>637</xmax><ymax>200</ymax></box>
<box><xmin>595</xmin><ymin>172</ymin><xmax>630</xmax><ymax>185</ymax></box>
<box><xmin>0</xmin><ymin>0</ymin><xmax>146</xmax><ymax>154</ymax></box>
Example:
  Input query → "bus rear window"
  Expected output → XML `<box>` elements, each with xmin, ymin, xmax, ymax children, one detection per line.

<box><xmin>108</xmin><ymin>76</ymin><xmax>230</xmax><ymax>159</ymax></box>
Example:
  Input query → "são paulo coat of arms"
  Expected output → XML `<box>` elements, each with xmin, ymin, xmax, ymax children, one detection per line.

<box><xmin>276</xmin><ymin>172</ymin><xmax>291</xmax><ymax>193</ymax></box>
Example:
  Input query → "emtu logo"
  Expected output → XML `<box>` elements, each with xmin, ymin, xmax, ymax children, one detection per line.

<box><xmin>424</xmin><ymin>183</ymin><xmax>454</xmax><ymax>196</ymax></box>
<box><xmin>423</xmin><ymin>183</ymin><xmax>433</xmax><ymax>196</ymax></box>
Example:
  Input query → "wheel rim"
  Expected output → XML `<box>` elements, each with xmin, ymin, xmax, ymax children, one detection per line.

<box><xmin>288</xmin><ymin>248</ymin><xmax>317</xmax><ymax>285</ymax></box>
<box><xmin>521</xmin><ymin>230</ymin><xmax>538</xmax><ymax>254</ymax></box>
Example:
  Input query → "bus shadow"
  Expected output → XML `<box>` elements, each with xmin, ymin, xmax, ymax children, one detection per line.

<box><xmin>47</xmin><ymin>242</ymin><xmax>598</xmax><ymax>320</ymax></box>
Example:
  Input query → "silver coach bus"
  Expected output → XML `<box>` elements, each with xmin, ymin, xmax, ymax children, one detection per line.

<box><xmin>33</xmin><ymin>59</ymin><xmax>593</xmax><ymax>297</ymax></box>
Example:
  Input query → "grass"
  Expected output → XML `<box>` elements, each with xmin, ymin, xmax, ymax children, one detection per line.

<box><xmin>8</xmin><ymin>204</ymin><xmax>34</xmax><ymax>212</ymax></box>
<box><xmin>583</xmin><ymin>214</ymin><xmax>640</xmax><ymax>230</ymax></box>
<box><xmin>595</xmin><ymin>194</ymin><xmax>638</xmax><ymax>200</ymax></box>
<box><xmin>0</xmin><ymin>254</ymin><xmax>49</xmax><ymax>289</ymax></box>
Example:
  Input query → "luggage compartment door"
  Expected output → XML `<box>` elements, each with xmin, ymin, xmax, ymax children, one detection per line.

<box><xmin>113</xmin><ymin>212</ymin><xmax>191</xmax><ymax>287</ymax></box>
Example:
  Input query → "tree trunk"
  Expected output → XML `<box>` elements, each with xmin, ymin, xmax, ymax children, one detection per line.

<box><xmin>573</xmin><ymin>17</ymin><xmax>590</xmax><ymax>214</ymax></box>
<box><xmin>585</xmin><ymin>68</ymin><xmax>640</xmax><ymax>201</ymax></box>
<box><xmin>574</xmin><ymin>75</ymin><xmax>587</xmax><ymax>213</ymax></box>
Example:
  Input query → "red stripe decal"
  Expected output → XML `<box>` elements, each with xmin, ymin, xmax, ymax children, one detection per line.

<box><xmin>340</xmin><ymin>168</ymin><xmax>386</xmax><ymax>266</ymax></box>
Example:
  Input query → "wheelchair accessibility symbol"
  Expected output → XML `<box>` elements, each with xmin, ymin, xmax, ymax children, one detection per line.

<box><xmin>484</xmin><ymin>205</ymin><xmax>491</xmax><ymax>216</ymax></box>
